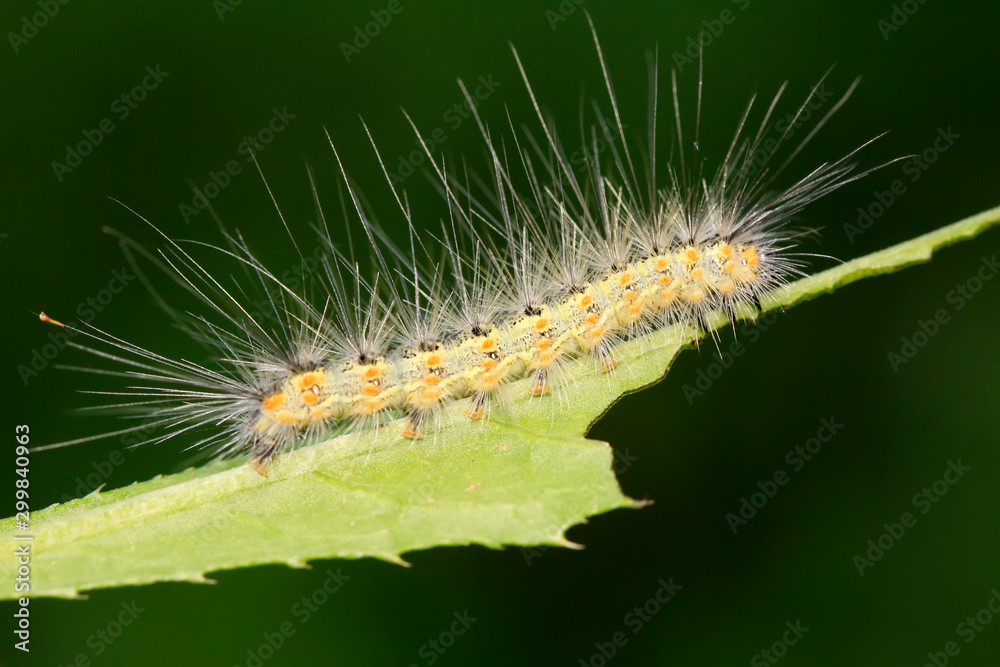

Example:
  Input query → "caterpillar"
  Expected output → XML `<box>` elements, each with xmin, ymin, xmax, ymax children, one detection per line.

<box><xmin>34</xmin><ymin>18</ymin><xmax>881</xmax><ymax>478</ymax></box>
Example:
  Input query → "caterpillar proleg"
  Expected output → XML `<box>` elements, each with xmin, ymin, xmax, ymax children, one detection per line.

<box><xmin>35</xmin><ymin>18</ymin><xmax>884</xmax><ymax>479</ymax></box>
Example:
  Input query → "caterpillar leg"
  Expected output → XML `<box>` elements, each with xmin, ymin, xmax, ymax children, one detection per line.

<box><xmin>401</xmin><ymin>409</ymin><xmax>426</xmax><ymax>439</ymax></box>
<box><xmin>248</xmin><ymin>436</ymin><xmax>280</xmax><ymax>477</ymax></box>
<box><xmin>249</xmin><ymin>457</ymin><xmax>272</xmax><ymax>477</ymax></box>
<box><xmin>463</xmin><ymin>391</ymin><xmax>487</xmax><ymax>420</ymax></box>
<box><xmin>528</xmin><ymin>369</ymin><xmax>550</xmax><ymax>396</ymax></box>
<box><xmin>600</xmin><ymin>349</ymin><xmax>620</xmax><ymax>373</ymax></box>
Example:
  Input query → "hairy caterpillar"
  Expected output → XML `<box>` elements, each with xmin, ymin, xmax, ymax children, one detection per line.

<box><xmin>34</xmin><ymin>18</ymin><xmax>882</xmax><ymax>478</ymax></box>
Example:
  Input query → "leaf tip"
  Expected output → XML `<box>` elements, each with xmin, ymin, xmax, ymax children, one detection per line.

<box><xmin>380</xmin><ymin>553</ymin><xmax>411</xmax><ymax>567</ymax></box>
<box><xmin>557</xmin><ymin>536</ymin><xmax>585</xmax><ymax>551</ymax></box>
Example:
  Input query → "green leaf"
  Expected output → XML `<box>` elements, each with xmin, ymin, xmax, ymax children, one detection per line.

<box><xmin>3</xmin><ymin>204</ymin><xmax>999</xmax><ymax>599</ymax></box>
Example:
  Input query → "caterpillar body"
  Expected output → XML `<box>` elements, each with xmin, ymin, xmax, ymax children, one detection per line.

<box><xmin>37</xmin><ymin>20</ymin><xmax>878</xmax><ymax>477</ymax></box>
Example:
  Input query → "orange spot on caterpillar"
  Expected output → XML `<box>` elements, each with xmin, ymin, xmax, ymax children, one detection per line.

<box><xmin>39</xmin><ymin>312</ymin><xmax>66</xmax><ymax>327</ymax></box>
<box><xmin>481</xmin><ymin>358</ymin><xmax>497</xmax><ymax>370</ymax></box>
<box><xmin>424</xmin><ymin>374</ymin><xmax>440</xmax><ymax>386</ymax></box>
<box><xmin>741</xmin><ymin>246</ymin><xmax>759</xmax><ymax>267</ymax></box>
<box><xmin>589</xmin><ymin>326</ymin><xmax>606</xmax><ymax>339</ymax></box>
<box><xmin>534</xmin><ymin>318</ymin><xmax>549</xmax><ymax>330</ymax></box>
<box><xmin>720</xmin><ymin>244</ymin><xmax>733</xmax><ymax>258</ymax></box>
<box><xmin>655</xmin><ymin>258</ymin><xmax>669</xmax><ymax>271</ymax></box>
<box><xmin>363</xmin><ymin>366</ymin><xmax>381</xmax><ymax>380</ymax></box>
<box><xmin>578</xmin><ymin>294</ymin><xmax>593</xmax><ymax>308</ymax></box>
<box><xmin>425</xmin><ymin>354</ymin><xmax>442</xmax><ymax>367</ymax></box>
<box><xmin>623</xmin><ymin>290</ymin><xmax>638</xmax><ymax>303</ymax></box>
<box><xmin>480</xmin><ymin>338</ymin><xmax>496</xmax><ymax>350</ymax></box>
<box><xmin>618</xmin><ymin>273</ymin><xmax>634</xmax><ymax>286</ymax></box>
<box><xmin>585</xmin><ymin>313</ymin><xmax>600</xmax><ymax>325</ymax></box>
<box><xmin>537</xmin><ymin>338</ymin><xmax>552</xmax><ymax>350</ymax></box>
<box><xmin>689</xmin><ymin>268</ymin><xmax>704</xmax><ymax>280</ymax></box>
<box><xmin>684</xmin><ymin>247</ymin><xmax>700</xmax><ymax>264</ymax></box>
<box><xmin>685</xmin><ymin>290</ymin><xmax>705</xmax><ymax>302</ymax></box>
<box><xmin>362</xmin><ymin>384</ymin><xmax>379</xmax><ymax>397</ymax></box>
<box><xmin>297</xmin><ymin>371</ymin><xmax>323</xmax><ymax>390</ymax></box>
<box><xmin>263</xmin><ymin>393</ymin><xmax>286</xmax><ymax>411</ymax></box>
<box><xmin>301</xmin><ymin>392</ymin><xmax>318</xmax><ymax>405</ymax></box>
<box><xmin>659</xmin><ymin>275</ymin><xmax>672</xmax><ymax>285</ymax></box>
<box><xmin>277</xmin><ymin>411</ymin><xmax>296</xmax><ymax>424</ymax></box>
<box><xmin>310</xmin><ymin>409</ymin><xmax>325</xmax><ymax>419</ymax></box>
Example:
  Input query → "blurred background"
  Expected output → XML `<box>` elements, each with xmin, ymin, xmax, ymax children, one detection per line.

<box><xmin>2</xmin><ymin>0</ymin><xmax>999</xmax><ymax>664</ymax></box>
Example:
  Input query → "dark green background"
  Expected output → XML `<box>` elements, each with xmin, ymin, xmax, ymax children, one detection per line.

<box><xmin>3</xmin><ymin>0</ymin><xmax>999</xmax><ymax>665</ymax></box>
